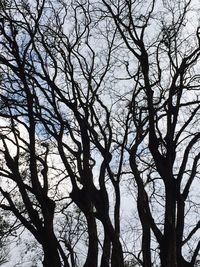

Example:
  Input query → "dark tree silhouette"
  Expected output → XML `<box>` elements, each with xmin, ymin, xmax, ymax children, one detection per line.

<box><xmin>0</xmin><ymin>0</ymin><xmax>199</xmax><ymax>267</ymax></box>
<box><xmin>102</xmin><ymin>0</ymin><xmax>200</xmax><ymax>266</ymax></box>
<box><xmin>0</xmin><ymin>0</ymin><xmax>124</xmax><ymax>266</ymax></box>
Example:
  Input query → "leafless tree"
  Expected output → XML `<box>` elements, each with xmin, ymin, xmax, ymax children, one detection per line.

<box><xmin>102</xmin><ymin>0</ymin><xmax>200</xmax><ymax>266</ymax></box>
<box><xmin>0</xmin><ymin>0</ymin><xmax>126</xmax><ymax>266</ymax></box>
<box><xmin>0</xmin><ymin>0</ymin><xmax>200</xmax><ymax>267</ymax></box>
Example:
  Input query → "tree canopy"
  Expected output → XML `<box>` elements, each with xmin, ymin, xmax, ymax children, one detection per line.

<box><xmin>0</xmin><ymin>0</ymin><xmax>200</xmax><ymax>267</ymax></box>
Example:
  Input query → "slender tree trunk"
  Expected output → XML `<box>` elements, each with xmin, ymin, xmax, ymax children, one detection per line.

<box><xmin>99</xmin><ymin>216</ymin><xmax>124</xmax><ymax>267</ymax></box>
<box><xmin>84</xmin><ymin>212</ymin><xmax>98</xmax><ymax>267</ymax></box>
<box><xmin>137</xmin><ymin>187</ymin><xmax>152</xmax><ymax>267</ymax></box>
<box><xmin>111</xmin><ymin>239</ymin><xmax>124</xmax><ymax>267</ymax></box>
<box><xmin>160</xmin><ymin>182</ymin><xmax>177</xmax><ymax>267</ymax></box>
<box><xmin>100</xmin><ymin>230</ymin><xmax>111</xmax><ymax>267</ymax></box>
<box><xmin>141</xmin><ymin>225</ymin><xmax>151</xmax><ymax>267</ymax></box>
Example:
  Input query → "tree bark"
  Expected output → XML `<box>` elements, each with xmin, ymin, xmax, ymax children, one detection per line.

<box><xmin>100</xmin><ymin>230</ymin><xmax>111</xmax><ymax>267</ymax></box>
<box><xmin>42</xmin><ymin>233</ymin><xmax>62</xmax><ymax>267</ymax></box>
<box><xmin>160</xmin><ymin>181</ymin><xmax>177</xmax><ymax>267</ymax></box>
<box><xmin>84</xmin><ymin>212</ymin><xmax>98</xmax><ymax>267</ymax></box>
<box><xmin>111</xmin><ymin>239</ymin><xmax>124</xmax><ymax>267</ymax></box>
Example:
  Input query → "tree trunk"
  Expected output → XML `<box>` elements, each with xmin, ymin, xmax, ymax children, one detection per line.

<box><xmin>100</xmin><ymin>231</ymin><xmax>111</xmax><ymax>267</ymax></box>
<box><xmin>42</xmin><ymin>234</ymin><xmax>62</xmax><ymax>267</ymax></box>
<box><xmin>141</xmin><ymin>225</ymin><xmax>151</xmax><ymax>267</ymax></box>
<box><xmin>84</xmin><ymin>212</ymin><xmax>98</xmax><ymax>267</ymax></box>
<box><xmin>160</xmin><ymin>182</ymin><xmax>177</xmax><ymax>267</ymax></box>
<box><xmin>100</xmin><ymin>216</ymin><xmax>124</xmax><ymax>267</ymax></box>
<box><xmin>111</xmin><ymin>239</ymin><xmax>124</xmax><ymax>267</ymax></box>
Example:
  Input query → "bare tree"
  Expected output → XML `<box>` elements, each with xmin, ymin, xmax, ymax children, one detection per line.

<box><xmin>102</xmin><ymin>0</ymin><xmax>200</xmax><ymax>267</ymax></box>
<box><xmin>0</xmin><ymin>0</ymin><xmax>200</xmax><ymax>267</ymax></box>
<box><xmin>0</xmin><ymin>0</ymin><xmax>126</xmax><ymax>266</ymax></box>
